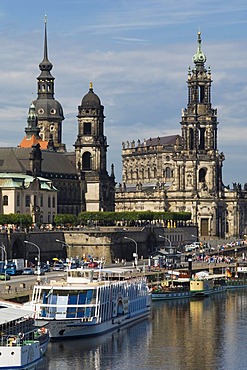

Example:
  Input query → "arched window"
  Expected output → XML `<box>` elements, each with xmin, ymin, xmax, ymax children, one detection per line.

<box><xmin>48</xmin><ymin>196</ymin><xmax>51</xmax><ymax>208</ymax></box>
<box><xmin>189</xmin><ymin>128</ymin><xmax>194</xmax><ymax>150</ymax></box>
<box><xmin>25</xmin><ymin>195</ymin><xmax>30</xmax><ymax>207</ymax></box>
<box><xmin>17</xmin><ymin>193</ymin><xmax>20</xmax><ymax>207</ymax></box>
<box><xmin>52</xmin><ymin>196</ymin><xmax>55</xmax><ymax>208</ymax></box>
<box><xmin>82</xmin><ymin>152</ymin><xmax>91</xmax><ymax>170</ymax></box>
<box><xmin>164</xmin><ymin>167</ymin><xmax>171</xmax><ymax>179</ymax></box>
<box><xmin>199</xmin><ymin>168</ymin><xmax>207</xmax><ymax>183</ymax></box>
<box><xmin>3</xmin><ymin>195</ymin><xmax>8</xmax><ymax>206</ymax></box>
<box><xmin>199</xmin><ymin>128</ymin><xmax>205</xmax><ymax>150</ymax></box>
<box><xmin>84</xmin><ymin>122</ymin><xmax>91</xmax><ymax>135</ymax></box>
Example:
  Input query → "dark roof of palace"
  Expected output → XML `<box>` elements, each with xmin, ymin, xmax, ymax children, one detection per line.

<box><xmin>0</xmin><ymin>148</ymin><xmax>76</xmax><ymax>175</ymax></box>
<box><xmin>141</xmin><ymin>135</ymin><xmax>181</xmax><ymax>147</ymax></box>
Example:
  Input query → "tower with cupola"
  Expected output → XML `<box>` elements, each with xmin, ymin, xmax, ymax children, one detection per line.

<box><xmin>33</xmin><ymin>17</ymin><xmax>65</xmax><ymax>152</ymax></box>
<box><xmin>167</xmin><ymin>31</ymin><xmax>227</xmax><ymax>236</ymax></box>
<box><xmin>75</xmin><ymin>82</ymin><xmax>115</xmax><ymax>211</ymax></box>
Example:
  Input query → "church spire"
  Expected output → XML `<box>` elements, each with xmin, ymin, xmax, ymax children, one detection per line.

<box><xmin>39</xmin><ymin>15</ymin><xmax>53</xmax><ymax>77</ymax></box>
<box><xmin>37</xmin><ymin>15</ymin><xmax>54</xmax><ymax>99</ymax></box>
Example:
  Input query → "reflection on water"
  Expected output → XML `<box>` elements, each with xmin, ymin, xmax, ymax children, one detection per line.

<box><xmin>37</xmin><ymin>290</ymin><xmax>247</xmax><ymax>370</ymax></box>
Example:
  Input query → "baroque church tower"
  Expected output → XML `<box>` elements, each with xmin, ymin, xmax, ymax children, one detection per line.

<box><xmin>75</xmin><ymin>83</ymin><xmax>115</xmax><ymax>211</ymax></box>
<box><xmin>168</xmin><ymin>31</ymin><xmax>226</xmax><ymax>236</ymax></box>
<box><xmin>116</xmin><ymin>32</ymin><xmax>247</xmax><ymax>238</ymax></box>
<box><xmin>174</xmin><ymin>31</ymin><xmax>225</xmax><ymax>196</ymax></box>
<box><xmin>33</xmin><ymin>17</ymin><xmax>65</xmax><ymax>152</ymax></box>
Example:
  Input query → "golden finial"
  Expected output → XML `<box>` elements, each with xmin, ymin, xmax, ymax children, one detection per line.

<box><xmin>89</xmin><ymin>81</ymin><xmax>93</xmax><ymax>90</ymax></box>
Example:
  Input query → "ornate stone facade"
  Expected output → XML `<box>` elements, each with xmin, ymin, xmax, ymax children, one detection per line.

<box><xmin>13</xmin><ymin>19</ymin><xmax>115</xmax><ymax>216</ymax></box>
<box><xmin>116</xmin><ymin>32</ymin><xmax>247</xmax><ymax>239</ymax></box>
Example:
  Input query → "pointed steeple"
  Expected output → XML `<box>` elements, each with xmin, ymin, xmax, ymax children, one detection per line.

<box><xmin>37</xmin><ymin>15</ymin><xmax>54</xmax><ymax>98</ymax></box>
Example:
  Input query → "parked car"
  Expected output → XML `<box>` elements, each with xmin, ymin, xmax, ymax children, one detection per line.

<box><xmin>0</xmin><ymin>273</ymin><xmax>10</xmax><ymax>281</ymax></box>
<box><xmin>40</xmin><ymin>263</ymin><xmax>50</xmax><ymax>272</ymax></box>
<box><xmin>34</xmin><ymin>267</ymin><xmax>46</xmax><ymax>275</ymax></box>
<box><xmin>53</xmin><ymin>263</ymin><xmax>65</xmax><ymax>271</ymax></box>
<box><xmin>88</xmin><ymin>261</ymin><xmax>99</xmax><ymax>268</ymax></box>
<box><xmin>22</xmin><ymin>267</ymin><xmax>34</xmax><ymax>275</ymax></box>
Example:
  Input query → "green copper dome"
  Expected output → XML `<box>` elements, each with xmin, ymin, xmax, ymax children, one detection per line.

<box><xmin>192</xmin><ymin>31</ymin><xmax>206</xmax><ymax>65</ymax></box>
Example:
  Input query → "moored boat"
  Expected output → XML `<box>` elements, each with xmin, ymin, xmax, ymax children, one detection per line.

<box><xmin>151</xmin><ymin>278</ymin><xmax>193</xmax><ymax>301</ymax></box>
<box><xmin>0</xmin><ymin>304</ymin><xmax>49</xmax><ymax>369</ymax></box>
<box><xmin>29</xmin><ymin>267</ymin><xmax>151</xmax><ymax>340</ymax></box>
<box><xmin>190</xmin><ymin>274</ymin><xmax>227</xmax><ymax>297</ymax></box>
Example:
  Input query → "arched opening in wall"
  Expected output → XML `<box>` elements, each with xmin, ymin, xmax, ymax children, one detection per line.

<box><xmin>199</xmin><ymin>85</ymin><xmax>205</xmax><ymax>103</ymax></box>
<box><xmin>82</xmin><ymin>152</ymin><xmax>91</xmax><ymax>170</ymax></box>
<box><xmin>199</xmin><ymin>168</ymin><xmax>207</xmax><ymax>183</ymax></box>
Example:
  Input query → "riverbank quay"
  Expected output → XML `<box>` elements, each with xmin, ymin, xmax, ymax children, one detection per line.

<box><xmin>0</xmin><ymin>260</ymin><xmax>246</xmax><ymax>303</ymax></box>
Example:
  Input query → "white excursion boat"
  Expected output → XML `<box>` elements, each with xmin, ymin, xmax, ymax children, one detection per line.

<box><xmin>29</xmin><ymin>267</ymin><xmax>151</xmax><ymax>340</ymax></box>
<box><xmin>0</xmin><ymin>303</ymin><xmax>49</xmax><ymax>369</ymax></box>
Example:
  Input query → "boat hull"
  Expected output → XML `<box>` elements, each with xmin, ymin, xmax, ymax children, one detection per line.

<box><xmin>152</xmin><ymin>291</ymin><xmax>193</xmax><ymax>301</ymax></box>
<box><xmin>35</xmin><ymin>309</ymin><xmax>150</xmax><ymax>340</ymax></box>
<box><xmin>0</xmin><ymin>341</ymin><xmax>42</xmax><ymax>370</ymax></box>
<box><xmin>192</xmin><ymin>285</ymin><xmax>227</xmax><ymax>297</ymax></box>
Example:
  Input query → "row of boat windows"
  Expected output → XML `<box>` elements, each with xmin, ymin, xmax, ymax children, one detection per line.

<box><xmin>42</xmin><ymin>289</ymin><xmax>96</xmax><ymax>305</ymax></box>
<box><xmin>40</xmin><ymin>283</ymin><xmax>147</xmax><ymax>307</ymax></box>
<box><xmin>38</xmin><ymin>284</ymin><xmax>147</xmax><ymax>320</ymax></box>
<box><xmin>41</xmin><ymin>305</ymin><xmax>96</xmax><ymax>319</ymax></box>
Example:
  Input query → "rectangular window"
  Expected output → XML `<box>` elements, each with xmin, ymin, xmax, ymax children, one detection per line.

<box><xmin>40</xmin><ymin>195</ymin><xmax>43</xmax><ymax>207</ymax></box>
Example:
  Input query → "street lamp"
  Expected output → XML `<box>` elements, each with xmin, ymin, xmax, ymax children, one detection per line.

<box><xmin>0</xmin><ymin>243</ymin><xmax>7</xmax><ymax>284</ymax></box>
<box><xmin>124</xmin><ymin>236</ymin><xmax>138</xmax><ymax>268</ymax></box>
<box><xmin>56</xmin><ymin>239</ymin><xmax>72</xmax><ymax>261</ymax></box>
<box><xmin>159</xmin><ymin>235</ymin><xmax>172</xmax><ymax>249</ymax></box>
<box><xmin>24</xmin><ymin>241</ymin><xmax>41</xmax><ymax>280</ymax></box>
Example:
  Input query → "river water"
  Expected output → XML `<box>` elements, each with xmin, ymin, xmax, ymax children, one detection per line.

<box><xmin>37</xmin><ymin>289</ymin><xmax>247</xmax><ymax>370</ymax></box>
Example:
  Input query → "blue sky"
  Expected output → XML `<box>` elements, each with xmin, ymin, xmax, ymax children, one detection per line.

<box><xmin>0</xmin><ymin>0</ymin><xmax>246</xmax><ymax>185</ymax></box>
